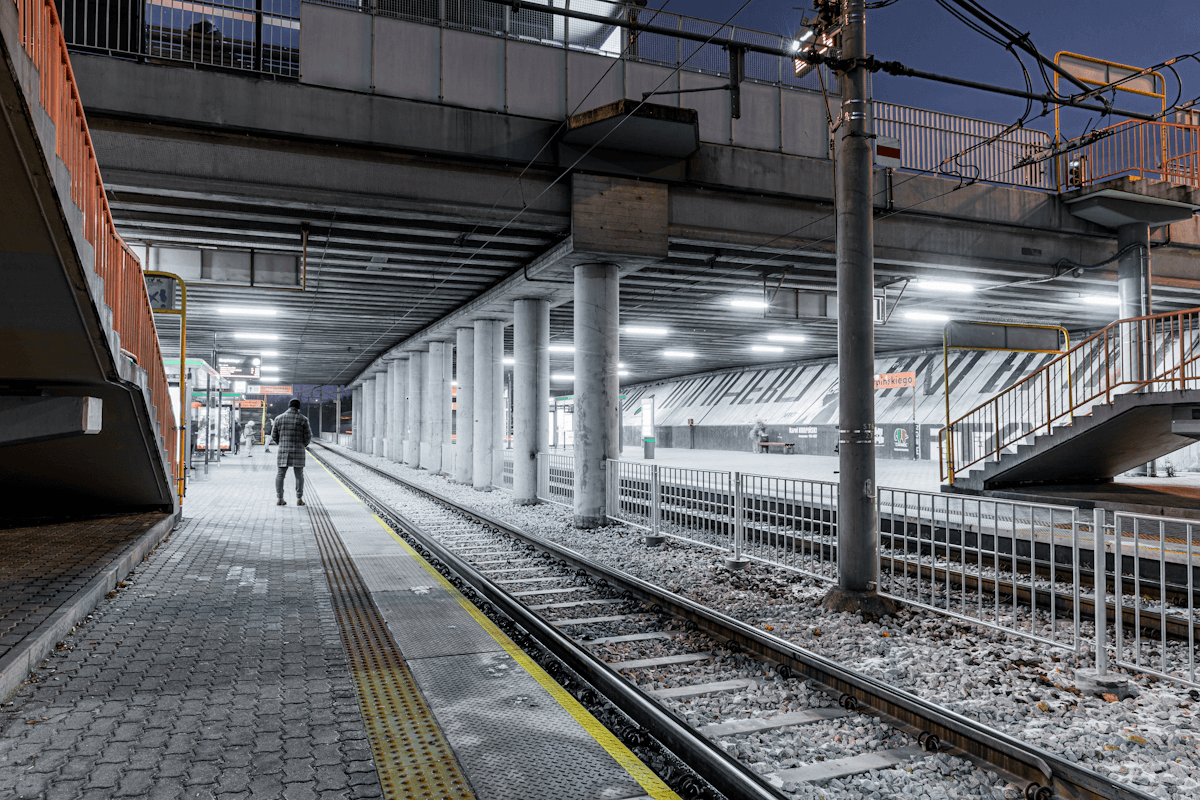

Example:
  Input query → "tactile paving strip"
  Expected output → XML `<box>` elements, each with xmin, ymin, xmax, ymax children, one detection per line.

<box><xmin>307</xmin><ymin>488</ymin><xmax>476</xmax><ymax>800</ymax></box>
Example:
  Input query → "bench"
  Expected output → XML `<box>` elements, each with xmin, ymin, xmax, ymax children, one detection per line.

<box><xmin>758</xmin><ymin>442</ymin><xmax>795</xmax><ymax>454</ymax></box>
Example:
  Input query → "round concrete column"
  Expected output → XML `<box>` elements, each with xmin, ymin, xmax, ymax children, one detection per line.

<box><xmin>472</xmin><ymin>320</ymin><xmax>503</xmax><ymax>490</ymax></box>
<box><xmin>391</xmin><ymin>358</ymin><xmax>407</xmax><ymax>463</ymax></box>
<box><xmin>424</xmin><ymin>343</ymin><xmax>446</xmax><ymax>472</ymax></box>
<box><xmin>362</xmin><ymin>379</ymin><xmax>375</xmax><ymax>456</ymax></box>
<box><xmin>572</xmin><ymin>263</ymin><xmax>619</xmax><ymax>528</ymax></box>
<box><xmin>384</xmin><ymin>362</ymin><xmax>396</xmax><ymax>459</ymax></box>
<box><xmin>373</xmin><ymin>373</ymin><xmax>386</xmax><ymax>457</ymax></box>
<box><xmin>440</xmin><ymin>344</ymin><xmax>454</xmax><ymax>475</ymax></box>
<box><xmin>455</xmin><ymin>328</ymin><xmax>475</xmax><ymax>484</ymax></box>
<box><xmin>404</xmin><ymin>351</ymin><xmax>424</xmax><ymax>466</ymax></box>
<box><xmin>513</xmin><ymin>298</ymin><xmax>550</xmax><ymax>504</ymax></box>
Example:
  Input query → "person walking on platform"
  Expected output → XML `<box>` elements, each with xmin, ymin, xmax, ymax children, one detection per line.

<box><xmin>272</xmin><ymin>398</ymin><xmax>312</xmax><ymax>506</ymax></box>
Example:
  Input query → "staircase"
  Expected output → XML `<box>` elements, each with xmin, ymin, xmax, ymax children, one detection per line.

<box><xmin>0</xmin><ymin>0</ymin><xmax>178</xmax><ymax>517</ymax></box>
<box><xmin>941</xmin><ymin>308</ymin><xmax>1200</xmax><ymax>492</ymax></box>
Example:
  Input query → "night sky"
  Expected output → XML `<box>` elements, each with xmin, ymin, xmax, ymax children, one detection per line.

<box><xmin>662</xmin><ymin>0</ymin><xmax>1199</xmax><ymax>138</ymax></box>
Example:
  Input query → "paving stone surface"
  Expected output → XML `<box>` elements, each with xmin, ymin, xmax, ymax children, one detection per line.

<box><xmin>0</xmin><ymin>454</ymin><xmax>383</xmax><ymax>800</ymax></box>
<box><xmin>0</xmin><ymin>514</ymin><xmax>170</xmax><ymax>663</ymax></box>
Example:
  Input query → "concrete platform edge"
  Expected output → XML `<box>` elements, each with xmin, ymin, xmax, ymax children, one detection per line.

<box><xmin>0</xmin><ymin>511</ymin><xmax>177</xmax><ymax>702</ymax></box>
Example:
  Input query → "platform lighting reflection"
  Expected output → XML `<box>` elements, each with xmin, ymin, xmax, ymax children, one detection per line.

<box><xmin>233</xmin><ymin>332</ymin><xmax>279</xmax><ymax>340</ymax></box>
<box><xmin>548</xmin><ymin>345</ymin><xmax>575</xmax><ymax>352</ymax></box>
<box><xmin>752</xmin><ymin>345</ymin><xmax>785</xmax><ymax>353</ymax></box>
<box><xmin>731</xmin><ymin>299</ymin><xmax>768</xmax><ymax>308</ymax></box>
<box><xmin>623</xmin><ymin>326</ymin><xmax>669</xmax><ymax>335</ymax></box>
<box><xmin>914</xmin><ymin>280</ymin><xmax>975</xmax><ymax>293</ymax></box>
<box><xmin>904</xmin><ymin>311</ymin><xmax>951</xmax><ymax>322</ymax></box>
<box><xmin>1081</xmin><ymin>295</ymin><xmax>1121</xmax><ymax>307</ymax></box>
<box><xmin>663</xmin><ymin>350</ymin><xmax>696</xmax><ymax>358</ymax></box>
<box><xmin>218</xmin><ymin>307</ymin><xmax>278</xmax><ymax>316</ymax></box>
<box><xmin>767</xmin><ymin>334</ymin><xmax>806</xmax><ymax>343</ymax></box>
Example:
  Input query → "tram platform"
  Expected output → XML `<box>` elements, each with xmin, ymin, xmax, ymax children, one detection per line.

<box><xmin>0</xmin><ymin>453</ymin><xmax>670</xmax><ymax>800</ymax></box>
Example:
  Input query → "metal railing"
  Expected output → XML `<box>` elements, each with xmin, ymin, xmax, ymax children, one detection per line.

<box><xmin>500</xmin><ymin>452</ymin><xmax>513</xmax><ymax>490</ymax></box>
<box><xmin>1106</xmin><ymin>511</ymin><xmax>1199</xmax><ymax>687</ymax></box>
<box><xmin>940</xmin><ymin>307</ymin><xmax>1200</xmax><ymax>483</ymax></box>
<box><xmin>536</xmin><ymin>452</ymin><xmax>574</xmax><ymax>507</ymax></box>
<box><xmin>14</xmin><ymin>0</ymin><xmax>178</xmax><ymax>494</ymax></box>
<box><xmin>1062</xmin><ymin>118</ymin><xmax>1200</xmax><ymax>191</ymax></box>
<box><xmin>877</xmin><ymin>488</ymin><xmax>1082</xmax><ymax>650</ymax></box>
<box><xmin>873</xmin><ymin>102</ymin><xmax>1054</xmax><ymax>190</ymax></box>
<box><xmin>740</xmin><ymin>473</ymin><xmax>838</xmax><ymax>581</ymax></box>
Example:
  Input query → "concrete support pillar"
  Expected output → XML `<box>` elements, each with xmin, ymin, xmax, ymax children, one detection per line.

<box><xmin>391</xmin><ymin>359</ymin><xmax>406</xmax><ymax>463</ymax></box>
<box><xmin>440</xmin><ymin>344</ymin><xmax>454</xmax><ymax>474</ymax></box>
<box><xmin>362</xmin><ymin>379</ymin><xmax>376</xmax><ymax>456</ymax></box>
<box><xmin>384</xmin><ymin>363</ymin><xmax>396</xmax><ymax>459</ymax></box>
<box><xmin>572</xmin><ymin>263</ymin><xmax>619</xmax><ymax>528</ymax></box>
<box><xmin>405</xmin><ymin>351</ymin><xmax>425</xmax><ymax>466</ymax></box>
<box><xmin>455</xmin><ymin>328</ymin><xmax>475</xmax><ymax>484</ymax></box>
<box><xmin>335</xmin><ymin>387</ymin><xmax>342</xmax><ymax>445</ymax></box>
<box><xmin>473</xmin><ymin>320</ymin><xmax>503</xmax><ymax>490</ymax></box>
<box><xmin>423</xmin><ymin>342</ymin><xmax>447</xmax><ymax>472</ymax></box>
<box><xmin>513</xmin><ymin>298</ymin><xmax>550</xmax><ymax>504</ymax></box>
<box><xmin>373</xmin><ymin>374</ymin><xmax>386</xmax><ymax>457</ymax></box>
<box><xmin>353</xmin><ymin>386</ymin><xmax>362</xmax><ymax>450</ymax></box>
<box><xmin>1119</xmin><ymin>222</ymin><xmax>1153</xmax><ymax>475</ymax></box>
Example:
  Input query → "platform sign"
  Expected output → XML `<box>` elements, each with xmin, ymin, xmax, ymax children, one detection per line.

<box><xmin>874</xmin><ymin>371</ymin><xmax>916</xmax><ymax>390</ymax></box>
<box><xmin>247</xmin><ymin>385</ymin><xmax>293</xmax><ymax>395</ymax></box>
<box><xmin>219</xmin><ymin>359</ymin><xmax>260</xmax><ymax>379</ymax></box>
<box><xmin>145</xmin><ymin>275</ymin><xmax>177</xmax><ymax>310</ymax></box>
<box><xmin>238</xmin><ymin>400</ymin><xmax>264</xmax><ymax>409</ymax></box>
<box><xmin>875</xmin><ymin>136</ymin><xmax>902</xmax><ymax>169</ymax></box>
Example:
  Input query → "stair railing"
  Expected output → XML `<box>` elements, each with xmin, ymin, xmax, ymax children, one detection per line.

<box><xmin>11</xmin><ymin>0</ymin><xmax>178</xmax><ymax>497</ymax></box>
<box><xmin>940</xmin><ymin>308</ymin><xmax>1200</xmax><ymax>484</ymax></box>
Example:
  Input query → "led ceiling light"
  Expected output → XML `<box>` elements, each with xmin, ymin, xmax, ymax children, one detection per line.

<box><xmin>623</xmin><ymin>327</ymin><xmax>669</xmax><ymax>336</ymax></box>
<box><xmin>663</xmin><ymin>350</ymin><xmax>696</xmax><ymax>358</ymax></box>
<box><xmin>548</xmin><ymin>345</ymin><xmax>575</xmax><ymax>352</ymax></box>
<box><xmin>1081</xmin><ymin>295</ymin><xmax>1120</xmax><ymax>307</ymax></box>
<box><xmin>752</xmin><ymin>345</ymin><xmax>784</xmax><ymax>353</ymax></box>
<box><xmin>233</xmin><ymin>332</ymin><xmax>279</xmax><ymax>341</ymax></box>
<box><xmin>218</xmin><ymin>307</ymin><xmax>278</xmax><ymax>316</ymax></box>
<box><xmin>767</xmin><ymin>334</ymin><xmax>806</xmax><ymax>343</ymax></box>
<box><xmin>618</xmin><ymin>370</ymin><xmax>629</xmax><ymax>376</ymax></box>
<box><xmin>904</xmin><ymin>311</ymin><xmax>950</xmax><ymax>322</ymax></box>
<box><xmin>731</xmin><ymin>299</ymin><xmax>768</xmax><ymax>309</ymax></box>
<box><xmin>914</xmin><ymin>280</ymin><xmax>975</xmax><ymax>293</ymax></box>
<box><xmin>551</xmin><ymin>374</ymin><xmax>575</xmax><ymax>381</ymax></box>
<box><xmin>503</xmin><ymin>357</ymin><xmax>515</xmax><ymax>365</ymax></box>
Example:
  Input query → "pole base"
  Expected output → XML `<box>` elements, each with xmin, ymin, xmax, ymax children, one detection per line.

<box><xmin>574</xmin><ymin>514</ymin><xmax>605</xmax><ymax>529</ymax></box>
<box><xmin>1074</xmin><ymin>668</ymin><xmax>1133</xmax><ymax>700</ymax></box>
<box><xmin>643</xmin><ymin>535</ymin><xmax>665</xmax><ymax>547</ymax></box>
<box><xmin>724</xmin><ymin>557</ymin><xmax>749</xmax><ymax>571</ymax></box>
<box><xmin>820</xmin><ymin>587</ymin><xmax>897</xmax><ymax>621</ymax></box>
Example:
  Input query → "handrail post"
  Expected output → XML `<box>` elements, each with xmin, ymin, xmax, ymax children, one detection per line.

<box><xmin>726</xmin><ymin>472</ymin><xmax>748</xmax><ymax>569</ymax></box>
<box><xmin>651</xmin><ymin>464</ymin><xmax>661</xmax><ymax>539</ymax></box>
<box><xmin>1094</xmin><ymin>507</ymin><xmax>1108</xmax><ymax>676</ymax></box>
<box><xmin>994</xmin><ymin>404</ymin><xmax>1001</xmax><ymax>462</ymax></box>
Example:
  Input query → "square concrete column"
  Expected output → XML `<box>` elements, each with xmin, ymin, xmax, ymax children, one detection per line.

<box><xmin>513</xmin><ymin>298</ymin><xmax>550</xmax><ymax>504</ymax></box>
<box><xmin>423</xmin><ymin>342</ymin><xmax>447</xmax><ymax>472</ymax></box>
<box><xmin>455</xmin><ymin>328</ymin><xmax>475</xmax><ymax>484</ymax></box>
<box><xmin>472</xmin><ymin>320</ymin><xmax>503</xmax><ymax>490</ymax></box>
<box><xmin>398</xmin><ymin>357</ymin><xmax>412</xmax><ymax>462</ymax></box>
<box><xmin>405</xmin><ymin>351</ymin><xmax>425</xmax><ymax>467</ymax></box>
<box><xmin>572</xmin><ymin>263</ymin><xmax>619</xmax><ymax>528</ymax></box>
<box><xmin>373</xmin><ymin>373</ymin><xmax>386</xmax><ymax>457</ymax></box>
<box><xmin>362</xmin><ymin>379</ymin><xmax>375</xmax><ymax>456</ymax></box>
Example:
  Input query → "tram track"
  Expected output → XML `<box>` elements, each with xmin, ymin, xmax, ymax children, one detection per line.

<box><xmin>313</xmin><ymin>443</ymin><xmax>1160</xmax><ymax>800</ymax></box>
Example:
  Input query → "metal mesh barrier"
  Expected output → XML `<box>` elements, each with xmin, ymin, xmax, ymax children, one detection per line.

<box><xmin>536</xmin><ymin>452</ymin><xmax>574</xmax><ymax>508</ymax></box>
<box><xmin>500</xmin><ymin>452</ymin><xmax>513</xmax><ymax>490</ymax></box>
<box><xmin>877</xmin><ymin>488</ymin><xmax>1082</xmax><ymax>650</ymax></box>
<box><xmin>739</xmin><ymin>473</ymin><xmax>838</xmax><ymax>581</ymax></box>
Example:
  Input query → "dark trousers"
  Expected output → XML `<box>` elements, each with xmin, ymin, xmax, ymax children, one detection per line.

<box><xmin>276</xmin><ymin>466</ymin><xmax>304</xmax><ymax>499</ymax></box>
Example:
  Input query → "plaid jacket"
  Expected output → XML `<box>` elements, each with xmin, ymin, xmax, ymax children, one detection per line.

<box><xmin>271</xmin><ymin>409</ymin><xmax>312</xmax><ymax>467</ymax></box>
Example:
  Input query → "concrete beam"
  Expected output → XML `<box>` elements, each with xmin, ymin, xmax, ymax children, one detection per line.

<box><xmin>0</xmin><ymin>397</ymin><xmax>102</xmax><ymax>447</ymax></box>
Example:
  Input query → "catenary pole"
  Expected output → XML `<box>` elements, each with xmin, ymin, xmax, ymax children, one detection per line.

<box><xmin>825</xmin><ymin>0</ymin><xmax>893</xmax><ymax>618</ymax></box>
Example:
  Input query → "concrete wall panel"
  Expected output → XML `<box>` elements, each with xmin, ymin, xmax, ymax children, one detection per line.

<box><xmin>373</xmin><ymin>16</ymin><xmax>440</xmax><ymax>102</ymax></box>
<box><xmin>442</xmin><ymin>29</ymin><xmax>505</xmax><ymax>112</ymax></box>
<box><xmin>625</xmin><ymin>62</ymin><xmax>677</xmax><ymax>107</ymax></box>
<box><xmin>567</xmin><ymin>51</ymin><xmax>623</xmax><ymax>115</ymax></box>
<box><xmin>732</xmin><ymin>82</ymin><xmax>780</xmax><ymax>152</ymax></box>
<box><xmin>679</xmin><ymin>72</ymin><xmax>730</xmax><ymax>145</ymax></box>
<box><xmin>299</xmin><ymin>3</ymin><xmax>371</xmax><ymax>93</ymax></box>
<box><xmin>507</xmin><ymin>41</ymin><xmax>566</xmax><ymax>120</ymax></box>
<box><xmin>782</xmin><ymin>89</ymin><xmax>833</xmax><ymax>158</ymax></box>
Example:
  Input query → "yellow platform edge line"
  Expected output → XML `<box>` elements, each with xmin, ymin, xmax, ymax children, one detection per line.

<box><xmin>312</xmin><ymin>458</ymin><xmax>679</xmax><ymax>800</ymax></box>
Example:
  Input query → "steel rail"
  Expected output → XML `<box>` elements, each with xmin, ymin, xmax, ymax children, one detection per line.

<box><xmin>313</xmin><ymin>443</ymin><xmax>1157</xmax><ymax>800</ymax></box>
<box><xmin>311</xmin><ymin>447</ymin><xmax>786</xmax><ymax>800</ymax></box>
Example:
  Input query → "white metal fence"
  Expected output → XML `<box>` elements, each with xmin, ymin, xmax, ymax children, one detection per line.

<box><xmin>500</xmin><ymin>452</ymin><xmax>514</xmax><ymax>491</ymax></box>
<box><xmin>537</xmin><ymin>453</ymin><xmax>575</xmax><ymax>508</ymax></box>
<box><xmin>876</xmin><ymin>488</ymin><xmax>1082</xmax><ymax>651</ymax></box>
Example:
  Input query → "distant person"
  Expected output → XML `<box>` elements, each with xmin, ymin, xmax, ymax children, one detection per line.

<box><xmin>272</xmin><ymin>399</ymin><xmax>312</xmax><ymax>506</ymax></box>
<box><xmin>245</xmin><ymin>420</ymin><xmax>257</xmax><ymax>458</ymax></box>
<box><xmin>749</xmin><ymin>420</ymin><xmax>769</xmax><ymax>452</ymax></box>
<box><xmin>232</xmin><ymin>419</ymin><xmax>243</xmax><ymax>455</ymax></box>
<box><xmin>263</xmin><ymin>415</ymin><xmax>273</xmax><ymax>454</ymax></box>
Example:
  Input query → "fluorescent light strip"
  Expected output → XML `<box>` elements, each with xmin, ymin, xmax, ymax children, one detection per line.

<box><xmin>904</xmin><ymin>311</ymin><xmax>950</xmax><ymax>322</ymax></box>
<box><xmin>551</xmin><ymin>374</ymin><xmax>575</xmax><ymax>381</ymax></box>
<box><xmin>548</xmin><ymin>345</ymin><xmax>575</xmax><ymax>352</ymax></box>
<box><xmin>767</xmin><ymin>334</ymin><xmax>806</xmax><ymax>343</ymax></box>
<box><xmin>752</xmin><ymin>345</ymin><xmax>784</xmax><ymax>353</ymax></box>
<box><xmin>233</xmin><ymin>332</ymin><xmax>279</xmax><ymax>341</ymax></box>
<box><xmin>663</xmin><ymin>350</ymin><xmax>695</xmax><ymax>358</ymax></box>
<box><xmin>1081</xmin><ymin>295</ymin><xmax>1120</xmax><ymax>307</ymax></box>
<box><xmin>623</xmin><ymin>327</ymin><xmax>669</xmax><ymax>336</ymax></box>
<box><xmin>914</xmin><ymin>280</ymin><xmax>975</xmax><ymax>293</ymax></box>
<box><xmin>731</xmin><ymin>299</ymin><xmax>767</xmax><ymax>308</ymax></box>
<box><xmin>503</xmin><ymin>357</ymin><xmax>515</xmax><ymax>365</ymax></box>
<box><xmin>218</xmin><ymin>307</ymin><xmax>278</xmax><ymax>316</ymax></box>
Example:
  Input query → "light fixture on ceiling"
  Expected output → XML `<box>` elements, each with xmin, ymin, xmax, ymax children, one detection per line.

<box><xmin>913</xmin><ymin>280</ymin><xmax>975</xmax><ymax>293</ymax></box>
<box><xmin>259</xmin><ymin>350</ymin><xmax>279</xmax><ymax>357</ymax></box>
<box><xmin>767</xmin><ymin>333</ymin><xmax>806</xmax><ymax>343</ymax></box>
<box><xmin>233</xmin><ymin>332</ymin><xmax>279</xmax><ymax>341</ymax></box>
<box><xmin>623</xmin><ymin>326</ymin><xmax>669</xmax><ymax>336</ymax></box>
<box><xmin>1081</xmin><ymin>295</ymin><xmax>1120</xmax><ymax>307</ymax></box>
<box><xmin>218</xmin><ymin>307</ymin><xmax>278</xmax><ymax>316</ymax></box>
<box><xmin>731</xmin><ymin>298</ymin><xmax>768</xmax><ymax>309</ymax></box>
<box><xmin>752</xmin><ymin>345</ymin><xmax>785</xmax><ymax>353</ymax></box>
<box><xmin>618</xmin><ymin>370</ymin><xmax>629</xmax><ymax>376</ymax></box>
<box><xmin>663</xmin><ymin>350</ymin><xmax>696</xmax><ymax>358</ymax></box>
<box><xmin>551</xmin><ymin>374</ymin><xmax>575</xmax><ymax>381</ymax></box>
<box><xmin>548</xmin><ymin>344</ymin><xmax>575</xmax><ymax>352</ymax></box>
<box><xmin>904</xmin><ymin>311</ymin><xmax>950</xmax><ymax>322</ymax></box>
<box><xmin>503</xmin><ymin>357</ymin><xmax>515</xmax><ymax>365</ymax></box>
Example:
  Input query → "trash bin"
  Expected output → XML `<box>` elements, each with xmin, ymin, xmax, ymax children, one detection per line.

<box><xmin>643</xmin><ymin>437</ymin><xmax>655</xmax><ymax>459</ymax></box>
